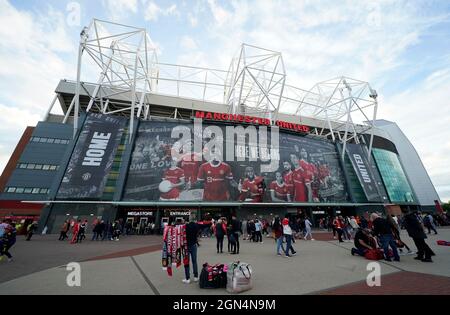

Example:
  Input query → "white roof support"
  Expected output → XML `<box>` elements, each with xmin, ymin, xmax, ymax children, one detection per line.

<box><xmin>51</xmin><ymin>20</ymin><xmax>380</xmax><ymax>149</ymax></box>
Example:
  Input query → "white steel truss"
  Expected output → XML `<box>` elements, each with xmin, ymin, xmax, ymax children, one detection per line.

<box><xmin>49</xmin><ymin>19</ymin><xmax>379</xmax><ymax>158</ymax></box>
<box><xmin>225</xmin><ymin>44</ymin><xmax>286</xmax><ymax>121</ymax></box>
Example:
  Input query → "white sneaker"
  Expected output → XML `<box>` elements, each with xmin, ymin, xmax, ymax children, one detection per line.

<box><xmin>193</xmin><ymin>277</ymin><xmax>199</xmax><ymax>282</ymax></box>
<box><xmin>182</xmin><ymin>279</ymin><xmax>191</xmax><ymax>284</ymax></box>
<box><xmin>311</xmin><ymin>239</ymin><xmax>315</xmax><ymax>241</ymax></box>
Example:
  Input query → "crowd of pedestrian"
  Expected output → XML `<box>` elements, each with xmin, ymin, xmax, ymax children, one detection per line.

<box><xmin>58</xmin><ymin>219</ymin><xmax>124</xmax><ymax>243</ymax></box>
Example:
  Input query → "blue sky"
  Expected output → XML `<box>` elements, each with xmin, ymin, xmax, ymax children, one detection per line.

<box><xmin>0</xmin><ymin>0</ymin><xmax>450</xmax><ymax>201</ymax></box>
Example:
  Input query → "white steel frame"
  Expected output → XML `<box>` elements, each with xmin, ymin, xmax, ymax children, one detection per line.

<box><xmin>47</xmin><ymin>19</ymin><xmax>379</xmax><ymax>158</ymax></box>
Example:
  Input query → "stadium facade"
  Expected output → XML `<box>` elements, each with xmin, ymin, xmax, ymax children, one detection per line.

<box><xmin>0</xmin><ymin>20</ymin><xmax>442</xmax><ymax>233</ymax></box>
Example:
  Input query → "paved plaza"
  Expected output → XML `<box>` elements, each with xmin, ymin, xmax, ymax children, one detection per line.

<box><xmin>0</xmin><ymin>229</ymin><xmax>449</xmax><ymax>295</ymax></box>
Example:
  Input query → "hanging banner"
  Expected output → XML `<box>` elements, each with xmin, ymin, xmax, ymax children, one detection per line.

<box><xmin>57</xmin><ymin>113</ymin><xmax>127</xmax><ymax>199</ymax></box>
<box><xmin>345</xmin><ymin>143</ymin><xmax>381</xmax><ymax>202</ymax></box>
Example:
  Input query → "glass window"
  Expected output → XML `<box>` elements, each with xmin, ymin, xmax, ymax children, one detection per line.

<box><xmin>47</xmin><ymin>138</ymin><xmax>55</xmax><ymax>144</ymax></box>
<box><xmin>7</xmin><ymin>187</ymin><xmax>16</xmax><ymax>193</ymax></box>
<box><xmin>27</xmin><ymin>164</ymin><xmax>35</xmax><ymax>169</ymax></box>
<box><xmin>61</xmin><ymin>139</ymin><xmax>69</xmax><ymax>144</ymax></box>
<box><xmin>32</xmin><ymin>188</ymin><xmax>40</xmax><ymax>194</ymax></box>
<box><xmin>15</xmin><ymin>188</ymin><xmax>24</xmax><ymax>194</ymax></box>
<box><xmin>373</xmin><ymin>148</ymin><xmax>415</xmax><ymax>203</ymax></box>
<box><xmin>40</xmin><ymin>188</ymin><xmax>48</xmax><ymax>194</ymax></box>
<box><xmin>19</xmin><ymin>163</ymin><xmax>27</xmax><ymax>169</ymax></box>
<box><xmin>35</xmin><ymin>164</ymin><xmax>43</xmax><ymax>170</ymax></box>
<box><xmin>39</xmin><ymin>138</ymin><xmax>47</xmax><ymax>143</ymax></box>
<box><xmin>54</xmin><ymin>139</ymin><xmax>61</xmax><ymax>144</ymax></box>
<box><xmin>49</xmin><ymin>165</ymin><xmax>57</xmax><ymax>171</ymax></box>
<box><xmin>42</xmin><ymin>165</ymin><xmax>50</xmax><ymax>170</ymax></box>
<box><xmin>33</xmin><ymin>137</ymin><xmax>41</xmax><ymax>142</ymax></box>
<box><xmin>24</xmin><ymin>188</ymin><xmax>33</xmax><ymax>193</ymax></box>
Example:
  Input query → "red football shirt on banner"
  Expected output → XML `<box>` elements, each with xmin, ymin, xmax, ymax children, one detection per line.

<box><xmin>292</xmin><ymin>167</ymin><xmax>307</xmax><ymax>202</ymax></box>
<box><xmin>197</xmin><ymin>162</ymin><xmax>233</xmax><ymax>201</ymax></box>
<box><xmin>180</xmin><ymin>152</ymin><xmax>202</xmax><ymax>184</ymax></box>
<box><xmin>160</xmin><ymin>167</ymin><xmax>185</xmax><ymax>200</ymax></box>
<box><xmin>283</xmin><ymin>171</ymin><xmax>294</xmax><ymax>196</ymax></box>
<box><xmin>269</xmin><ymin>181</ymin><xmax>290</xmax><ymax>201</ymax></box>
<box><xmin>240</xmin><ymin>176</ymin><xmax>265</xmax><ymax>202</ymax></box>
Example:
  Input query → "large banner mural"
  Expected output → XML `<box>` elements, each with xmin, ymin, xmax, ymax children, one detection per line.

<box><xmin>123</xmin><ymin>121</ymin><xmax>348</xmax><ymax>203</ymax></box>
<box><xmin>57</xmin><ymin>113</ymin><xmax>128</xmax><ymax>199</ymax></box>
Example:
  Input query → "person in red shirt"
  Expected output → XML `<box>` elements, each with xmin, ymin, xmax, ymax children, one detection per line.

<box><xmin>290</xmin><ymin>154</ymin><xmax>307</xmax><ymax>202</ymax></box>
<box><xmin>238</xmin><ymin>166</ymin><xmax>265</xmax><ymax>202</ymax></box>
<box><xmin>160</xmin><ymin>159</ymin><xmax>185</xmax><ymax>200</ymax></box>
<box><xmin>299</xmin><ymin>148</ymin><xmax>315</xmax><ymax>202</ymax></box>
<box><xmin>180</xmin><ymin>151</ymin><xmax>202</xmax><ymax>186</ymax></box>
<box><xmin>282</xmin><ymin>161</ymin><xmax>294</xmax><ymax>196</ymax></box>
<box><xmin>197</xmin><ymin>152</ymin><xmax>234</xmax><ymax>201</ymax></box>
<box><xmin>270</xmin><ymin>171</ymin><xmax>292</xmax><ymax>202</ymax></box>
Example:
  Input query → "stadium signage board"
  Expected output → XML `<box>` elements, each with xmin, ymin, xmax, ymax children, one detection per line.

<box><xmin>127</xmin><ymin>211</ymin><xmax>154</xmax><ymax>216</ymax></box>
<box><xmin>194</xmin><ymin>111</ymin><xmax>310</xmax><ymax>134</ymax></box>
<box><xmin>169</xmin><ymin>211</ymin><xmax>191</xmax><ymax>216</ymax></box>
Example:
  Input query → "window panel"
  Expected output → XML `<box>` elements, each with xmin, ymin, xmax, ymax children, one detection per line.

<box><xmin>15</xmin><ymin>188</ymin><xmax>24</xmax><ymax>193</ymax></box>
<box><xmin>32</xmin><ymin>188</ymin><xmax>40</xmax><ymax>194</ymax></box>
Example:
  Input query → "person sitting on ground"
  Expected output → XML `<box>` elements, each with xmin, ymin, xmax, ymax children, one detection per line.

<box><xmin>351</xmin><ymin>228</ymin><xmax>376</xmax><ymax>256</ymax></box>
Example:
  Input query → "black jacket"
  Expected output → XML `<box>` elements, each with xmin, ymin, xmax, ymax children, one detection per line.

<box><xmin>403</xmin><ymin>213</ymin><xmax>426</xmax><ymax>239</ymax></box>
<box><xmin>186</xmin><ymin>222</ymin><xmax>201</xmax><ymax>247</ymax></box>
<box><xmin>372</xmin><ymin>218</ymin><xmax>393</xmax><ymax>236</ymax></box>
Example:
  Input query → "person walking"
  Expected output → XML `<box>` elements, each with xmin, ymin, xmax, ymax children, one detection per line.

<box><xmin>349</xmin><ymin>216</ymin><xmax>359</xmax><ymax>238</ymax></box>
<box><xmin>371</xmin><ymin>213</ymin><xmax>400</xmax><ymax>262</ymax></box>
<box><xmin>387</xmin><ymin>214</ymin><xmax>413</xmax><ymax>255</ymax></box>
<box><xmin>272</xmin><ymin>216</ymin><xmax>285</xmax><ymax>256</ymax></box>
<box><xmin>26</xmin><ymin>221</ymin><xmax>38</xmax><ymax>241</ymax></box>
<box><xmin>0</xmin><ymin>220</ymin><xmax>16</xmax><ymax>262</ymax></box>
<box><xmin>254</xmin><ymin>219</ymin><xmax>263</xmax><ymax>243</ymax></box>
<box><xmin>71</xmin><ymin>220</ymin><xmax>81</xmax><ymax>244</ymax></box>
<box><xmin>423</xmin><ymin>213</ymin><xmax>438</xmax><ymax>235</ymax></box>
<box><xmin>333</xmin><ymin>216</ymin><xmax>344</xmax><ymax>243</ymax></box>
<box><xmin>403</xmin><ymin>212</ymin><xmax>435</xmax><ymax>262</ymax></box>
<box><xmin>213</xmin><ymin>218</ymin><xmax>227</xmax><ymax>253</ymax></box>
<box><xmin>282</xmin><ymin>215</ymin><xmax>296</xmax><ymax>258</ymax></box>
<box><xmin>77</xmin><ymin>220</ymin><xmax>87</xmax><ymax>243</ymax></box>
<box><xmin>59</xmin><ymin>220</ymin><xmax>69</xmax><ymax>241</ymax></box>
<box><xmin>304</xmin><ymin>217</ymin><xmax>314</xmax><ymax>241</ymax></box>
<box><xmin>183</xmin><ymin>216</ymin><xmax>201</xmax><ymax>284</ymax></box>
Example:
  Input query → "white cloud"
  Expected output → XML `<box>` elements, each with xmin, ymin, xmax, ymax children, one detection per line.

<box><xmin>0</xmin><ymin>104</ymin><xmax>41</xmax><ymax>176</ymax></box>
<box><xmin>180</xmin><ymin>36</ymin><xmax>198</xmax><ymax>50</ymax></box>
<box><xmin>102</xmin><ymin>0</ymin><xmax>138</xmax><ymax>21</ymax></box>
<box><xmin>0</xmin><ymin>0</ymin><xmax>76</xmax><ymax>174</ymax></box>
<box><xmin>380</xmin><ymin>71</ymin><xmax>450</xmax><ymax>202</ymax></box>
<box><xmin>188</xmin><ymin>12</ymin><xmax>198</xmax><ymax>27</ymax></box>
<box><xmin>143</xmin><ymin>1</ymin><xmax>180</xmax><ymax>22</ymax></box>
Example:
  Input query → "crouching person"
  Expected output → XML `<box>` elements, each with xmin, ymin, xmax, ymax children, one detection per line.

<box><xmin>351</xmin><ymin>228</ymin><xmax>376</xmax><ymax>257</ymax></box>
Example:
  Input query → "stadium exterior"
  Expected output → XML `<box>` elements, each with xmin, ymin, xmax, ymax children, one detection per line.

<box><xmin>0</xmin><ymin>20</ymin><xmax>442</xmax><ymax>234</ymax></box>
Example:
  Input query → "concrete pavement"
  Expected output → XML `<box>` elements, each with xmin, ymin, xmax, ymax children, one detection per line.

<box><xmin>0</xmin><ymin>229</ymin><xmax>449</xmax><ymax>295</ymax></box>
